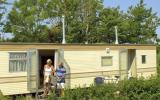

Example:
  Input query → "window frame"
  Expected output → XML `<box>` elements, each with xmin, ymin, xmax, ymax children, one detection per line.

<box><xmin>141</xmin><ymin>55</ymin><xmax>146</xmax><ymax>64</ymax></box>
<box><xmin>9</xmin><ymin>52</ymin><xmax>27</xmax><ymax>73</ymax></box>
<box><xmin>101</xmin><ymin>56</ymin><xmax>113</xmax><ymax>66</ymax></box>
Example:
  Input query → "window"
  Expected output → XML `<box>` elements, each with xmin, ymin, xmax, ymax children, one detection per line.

<box><xmin>101</xmin><ymin>56</ymin><xmax>113</xmax><ymax>66</ymax></box>
<box><xmin>9</xmin><ymin>53</ymin><xmax>27</xmax><ymax>72</ymax></box>
<box><xmin>142</xmin><ymin>55</ymin><xmax>146</xmax><ymax>64</ymax></box>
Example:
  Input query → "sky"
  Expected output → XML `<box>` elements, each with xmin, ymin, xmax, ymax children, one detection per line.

<box><xmin>2</xmin><ymin>0</ymin><xmax>160</xmax><ymax>38</ymax></box>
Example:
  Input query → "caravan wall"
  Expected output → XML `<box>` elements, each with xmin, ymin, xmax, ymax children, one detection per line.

<box><xmin>0</xmin><ymin>44</ymin><xmax>157</xmax><ymax>95</ymax></box>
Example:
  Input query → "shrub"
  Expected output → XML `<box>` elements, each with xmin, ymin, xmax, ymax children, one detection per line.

<box><xmin>15</xmin><ymin>95</ymin><xmax>26</xmax><ymax>100</ymax></box>
<box><xmin>139</xmin><ymin>92</ymin><xmax>151</xmax><ymax>100</ymax></box>
<box><xmin>150</xmin><ymin>93</ymin><xmax>160</xmax><ymax>100</ymax></box>
<box><xmin>0</xmin><ymin>91</ymin><xmax>10</xmax><ymax>100</ymax></box>
<box><xmin>48</xmin><ymin>76</ymin><xmax>160</xmax><ymax>99</ymax></box>
<box><xmin>47</xmin><ymin>91</ymin><xmax>57</xmax><ymax>100</ymax></box>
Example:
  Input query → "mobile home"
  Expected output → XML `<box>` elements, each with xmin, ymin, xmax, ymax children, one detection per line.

<box><xmin>0</xmin><ymin>43</ymin><xmax>157</xmax><ymax>95</ymax></box>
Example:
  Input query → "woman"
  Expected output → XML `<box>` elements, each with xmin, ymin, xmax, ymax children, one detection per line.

<box><xmin>43</xmin><ymin>59</ymin><xmax>55</xmax><ymax>96</ymax></box>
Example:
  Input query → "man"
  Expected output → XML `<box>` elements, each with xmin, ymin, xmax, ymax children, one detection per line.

<box><xmin>56</xmin><ymin>62</ymin><xmax>66</xmax><ymax>96</ymax></box>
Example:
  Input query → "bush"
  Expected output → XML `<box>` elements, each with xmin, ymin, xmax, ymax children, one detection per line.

<box><xmin>47</xmin><ymin>91</ymin><xmax>57</xmax><ymax>100</ymax></box>
<box><xmin>2</xmin><ymin>75</ymin><xmax>160</xmax><ymax>99</ymax></box>
<box><xmin>48</xmin><ymin>76</ymin><xmax>160</xmax><ymax>100</ymax></box>
<box><xmin>0</xmin><ymin>91</ymin><xmax>10</xmax><ymax>100</ymax></box>
<box><xmin>15</xmin><ymin>95</ymin><xmax>26</xmax><ymax>100</ymax></box>
<box><xmin>150</xmin><ymin>93</ymin><xmax>160</xmax><ymax>100</ymax></box>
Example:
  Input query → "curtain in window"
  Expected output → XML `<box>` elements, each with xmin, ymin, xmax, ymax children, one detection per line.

<box><xmin>9</xmin><ymin>53</ymin><xmax>27</xmax><ymax>72</ymax></box>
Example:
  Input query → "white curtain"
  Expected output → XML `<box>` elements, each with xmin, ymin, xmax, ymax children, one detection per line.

<box><xmin>9</xmin><ymin>53</ymin><xmax>27</xmax><ymax>72</ymax></box>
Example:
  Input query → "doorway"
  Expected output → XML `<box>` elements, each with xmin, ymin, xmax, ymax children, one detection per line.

<box><xmin>128</xmin><ymin>49</ymin><xmax>136</xmax><ymax>77</ymax></box>
<box><xmin>38</xmin><ymin>50</ymin><xmax>55</xmax><ymax>89</ymax></box>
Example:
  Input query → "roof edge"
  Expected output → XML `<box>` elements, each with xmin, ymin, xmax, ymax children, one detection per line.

<box><xmin>0</xmin><ymin>42</ymin><xmax>157</xmax><ymax>46</ymax></box>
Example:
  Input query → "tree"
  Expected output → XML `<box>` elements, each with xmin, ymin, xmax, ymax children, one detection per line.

<box><xmin>76</xmin><ymin>0</ymin><xmax>103</xmax><ymax>43</ymax></box>
<box><xmin>4</xmin><ymin>0</ymin><xmax>38</xmax><ymax>42</ymax></box>
<box><xmin>0</xmin><ymin>0</ymin><xmax>6</xmax><ymax>25</ymax></box>
<box><xmin>4</xmin><ymin>0</ymin><xmax>104</xmax><ymax>43</ymax></box>
<box><xmin>4</xmin><ymin>0</ymin><xmax>57</xmax><ymax>42</ymax></box>
<box><xmin>4</xmin><ymin>0</ymin><xmax>160</xmax><ymax>44</ymax></box>
<box><xmin>96</xmin><ymin>7</ymin><xmax>124</xmax><ymax>43</ymax></box>
<box><xmin>0</xmin><ymin>0</ymin><xmax>6</xmax><ymax>41</ymax></box>
<box><xmin>123</xmin><ymin>0</ymin><xmax>160</xmax><ymax>44</ymax></box>
<box><xmin>52</xmin><ymin>0</ymin><xmax>103</xmax><ymax>43</ymax></box>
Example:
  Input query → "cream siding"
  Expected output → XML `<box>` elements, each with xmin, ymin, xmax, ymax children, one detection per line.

<box><xmin>0</xmin><ymin>44</ymin><xmax>157</xmax><ymax>95</ymax></box>
<box><xmin>64</xmin><ymin>50</ymin><xmax>119</xmax><ymax>88</ymax></box>
<box><xmin>0</xmin><ymin>51</ymin><xmax>28</xmax><ymax>95</ymax></box>
<box><xmin>70</xmin><ymin>77</ymin><xmax>95</xmax><ymax>88</ymax></box>
<box><xmin>64</xmin><ymin>50</ymin><xmax>119</xmax><ymax>73</ymax></box>
<box><xmin>0</xmin><ymin>51</ymin><xmax>27</xmax><ymax>77</ymax></box>
<box><xmin>136</xmin><ymin>50</ymin><xmax>157</xmax><ymax>78</ymax></box>
<box><xmin>0</xmin><ymin>82</ymin><xmax>29</xmax><ymax>95</ymax></box>
<box><xmin>136</xmin><ymin>50</ymin><xmax>156</xmax><ymax>68</ymax></box>
<box><xmin>0</xmin><ymin>51</ymin><xmax>9</xmax><ymax>76</ymax></box>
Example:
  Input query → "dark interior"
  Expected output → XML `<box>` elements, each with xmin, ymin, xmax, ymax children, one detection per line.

<box><xmin>38</xmin><ymin>50</ymin><xmax>55</xmax><ymax>89</ymax></box>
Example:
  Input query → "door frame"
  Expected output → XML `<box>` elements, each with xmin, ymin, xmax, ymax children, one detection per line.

<box><xmin>119</xmin><ymin>48</ymin><xmax>128</xmax><ymax>80</ymax></box>
<box><xmin>27</xmin><ymin>48</ymin><xmax>59</xmax><ymax>91</ymax></box>
<box><xmin>128</xmin><ymin>49</ymin><xmax>137</xmax><ymax>78</ymax></box>
<box><xmin>27</xmin><ymin>48</ymin><xmax>39</xmax><ymax>92</ymax></box>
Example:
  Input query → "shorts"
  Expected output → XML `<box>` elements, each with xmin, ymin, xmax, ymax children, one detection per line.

<box><xmin>57</xmin><ymin>83</ymin><xmax>65</xmax><ymax>89</ymax></box>
<box><xmin>57</xmin><ymin>78</ymin><xmax>65</xmax><ymax>89</ymax></box>
<box><xmin>59</xmin><ymin>78</ymin><xmax>65</xmax><ymax>83</ymax></box>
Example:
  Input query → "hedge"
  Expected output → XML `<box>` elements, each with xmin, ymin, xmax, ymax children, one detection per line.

<box><xmin>48</xmin><ymin>76</ymin><xmax>160</xmax><ymax>100</ymax></box>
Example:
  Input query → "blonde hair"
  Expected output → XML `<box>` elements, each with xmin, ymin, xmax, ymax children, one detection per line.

<box><xmin>47</xmin><ymin>59</ymin><xmax>52</xmax><ymax>64</ymax></box>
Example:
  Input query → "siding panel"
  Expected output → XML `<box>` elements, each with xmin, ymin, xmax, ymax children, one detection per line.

<box><xmin>64</xmin><ymin>50</ymin><xmax>119</xmax><ymax>73</ymax></box>
<box><xmin>0</xmin><ymin>82</ymin><xmax>29</xmax><ymax>95</ymax></box>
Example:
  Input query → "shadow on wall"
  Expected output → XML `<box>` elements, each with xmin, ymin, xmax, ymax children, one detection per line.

<box><xmin>63</xmin><ymin>59</ymin><xmax>71</xmax><ymax>88</ymax></box>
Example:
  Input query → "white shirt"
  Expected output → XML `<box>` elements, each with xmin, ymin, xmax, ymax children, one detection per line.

<box><xmin>44</xmin><ymin>67</ymin><xmax>52</xmax><ymax>76</ymax></box>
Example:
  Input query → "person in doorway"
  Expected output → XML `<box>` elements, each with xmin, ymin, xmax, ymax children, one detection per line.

<box><xmin>43</xmin><ymin>59</ymin><xmax>55</xmax><ymax>96</ymax></box>
<box><xmin>56</xmin><ymin>62</ymin><xmax>66</xmax><ymax>96</ymax></box>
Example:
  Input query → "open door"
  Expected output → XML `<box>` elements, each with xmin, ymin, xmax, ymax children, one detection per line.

<box><xmin>128</xmin><ymin>49</ymin><xmax>137</xmax><ymax>78</ymax></box>
<box><xmin>27</xmin><ymin>49</ymin><xmax>39</xmax><ymax>92</ymax></box>
<box><xmin>58</xmin><ymin>49</ymin><xmax>64</xmax><ymax>63</ymax></box>
<box><xmin>57</xmin><ymin>49</ymin><xmax>71</xmax><ymax>88</ymax></box>
<box><xmin>119</xmin><ymin>49</ymin><xmax>128</xmax><ymax>80</ymax></box>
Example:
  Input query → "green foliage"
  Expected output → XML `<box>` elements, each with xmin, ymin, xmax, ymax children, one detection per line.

<box><xmin>97</xmin><ymin>7</ymin><xmax>123</xmax><ymax>43</ymax></box>
<box><xmin>2</xmin><ymin>0</ymin><xmax>160</xmax><ymax>43</ymax></box>
<box><xmin>0</xmin><ymin>91</ymin><xmax>10</xmax><ymax>100</ymax></box>
<box><xmin>118</xmin><ymin>77</ymin><xmax>160</xmax><ymax>99</ymax></box>
<box><xmin>15</xmin><ymin>95</ymin><xmax>26</xmax><ymax>100</ymax></box>
<box><xmin>0</xmin><ymin>0</ymin><xmax>6</xmax><ymax>24</ymax></box>
<box><xmin>0</xmin><ymin>0</ymin><xmax>6</xmax><ymax>41</ymax></box>
<box><xmin>123</xmin><ymin>0</ymin><xmax>160</xmax><ymax>44</ymax></box>
<box><xmin>47</xmin><ymin>76</ymin><xmax>160</xmax><ymax>100</ymax></box>
<box><xmin>47</xmin><ymin>91</ymin><xmax>57</xmax><ymax>100</ymax></box>
<box><xmin>4</xmin><ymin>0</ymin><xmax>49</xmax><ymax>42</ymax></box>
<box><xmin>60</xmin><ymin>84</ymin><xmax>118</xmax><ymax>100</ymax></box>
<box><xmin>1</xmin><ymin>76</ymin><xmax>160</xmax><ymax>99</ymax></box>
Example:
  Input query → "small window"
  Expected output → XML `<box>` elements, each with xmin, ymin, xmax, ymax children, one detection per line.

<box><xmin>9</xmin><ymin>53</ymin><xmax>27</xmax><ymax>72</ymax></box>
<box><xmin>101</xmin><ymin>56</ymin><xmax>113</xmax><ymax>66</ymax></box>
<box><xmin>142</xmin><ymin>55</ymin><xmax>146</xmax><ymax>64</ymax></box>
